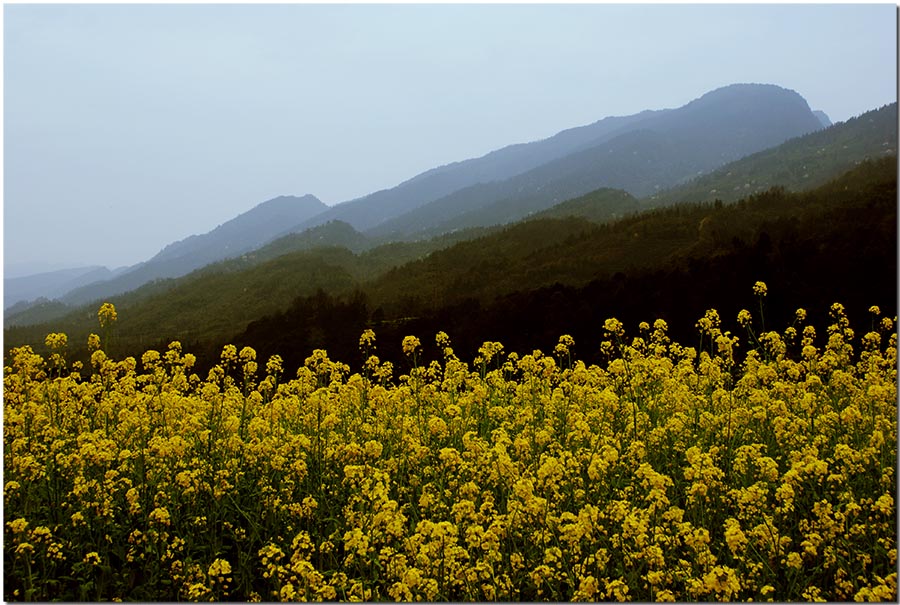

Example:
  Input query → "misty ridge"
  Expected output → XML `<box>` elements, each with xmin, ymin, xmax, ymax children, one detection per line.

<box><xmin>4</xmin><ymin>82</ymin><xmax>897</xmax><ymax>342</ymax></box>
<box><xmin>4</xmin><ymin>85</ymin><xmax>826</xmax><ymax>305</ymax></box>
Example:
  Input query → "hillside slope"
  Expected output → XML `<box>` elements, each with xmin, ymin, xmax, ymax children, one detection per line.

<box><xmin>365</xmin><ymin>157</ymin><xmax>895</xmax><ymax>315</ymax></box>
<box><xmin>276</xmin><ymin>110</ymin><xmax>666</xmax><ymax>235</ymax></box>
<box><xmin>237</xmin><ymin>156</ymin><xmax>896</xmax><ymax>369</ymax></box>
<box><xmin>8</xmin><ymin>156</ymin><xmax>893</xmax><ymax>372</ymax></box>
<box><xmin>5</xmin><ymin>266</ymin><xmax>115</xmax><ymax>309</ymax></box>
<box><xmin>58</xmin><ymin>194</ymin><xmax>328</xmax><ymax>307</ymax></box>
<box><xmin>367</xmin><ymin>84</ymin><xmax>824</xmax><ymax>238</ymax></box>
<box><xmin>645</xmin><ymin>103</ymin><xmax>897</xmax><ymax>207</ymax></box>
<box><xmin>16</xmin><ymin>83</ymin><xmax>825</xmax><ymax>315</ymax></box>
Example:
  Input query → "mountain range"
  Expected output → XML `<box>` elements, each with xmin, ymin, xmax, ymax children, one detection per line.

<box><xmin>5</xmin><ymin>167</ymin><xmax>896</xmax><ymax>376</ymax></box>
<box><xmin>6</xmin><ymin>83</ymin><xmax>831</xmax><ymax>311</ymax></box>
<box><xmin>646</xmin><ymin>101</ymin><xmax>897</xmax><ymax>207</ymax></box>
<box><xmin>4</xmin><ymin>266</ymin><xmax>124</xmax><ymax>310</ymax></box>
<box><xmin>7</xmin><ymin>150</ymin><xmax>894</xmax><ymax>371</ymax></box>
<box><xmin>53</xmin><ymin>194</ymin><xmax>328</xmax><ymax>308</ymax></box>
<box><xmin>363</xmin><ymin>83</ymin><xmax>825</xmax><ymax>238</ymax></box>
<box><xmin>5</xmin><ymin>83</ymin><xmax>896</xmax><ymax>352</ymax></box>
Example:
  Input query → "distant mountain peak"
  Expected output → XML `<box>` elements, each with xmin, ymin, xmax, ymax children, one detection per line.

<box><xmin>257</xmin><ymin>193</ymin><xmax>323</xmax><ymax>208</ymax></box>
<box><xmin>364</xmin><ymin>82</ymin><xmax>825</xmax><ymax>238</ymax></box>
<box><xmin>696</xmin><ymin>82</ymin><xmax>803</xmax><ymax>99</ymax></box>
<box><xmin>813</xmin><ymin>110</ymin><xmax>833</xmax><ymax>128</ymax></box>
<box><xmin>53</xmin><ymin>192</ymin><xmax>330</xmax><ymax>307</ymax></box>
<box><xmin>151</xmin><ymin>193</ymin><xmax>327</xmax><ymax>261</ymax></box>
<box><xmin>233</xmin><ymin>194</ymin><xmax>325</xmax><ymax>223</ymax></box>
<box><xmin>680</xmin><ymin>83</ymin><xmax>815</xmax><ymax>120</ymax></box>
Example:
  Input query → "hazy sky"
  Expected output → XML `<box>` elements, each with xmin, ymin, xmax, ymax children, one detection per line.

<box><xmin>4</xmin><ymin>3</ymin><xmax>897</xmax><ymax>274</ymax></box>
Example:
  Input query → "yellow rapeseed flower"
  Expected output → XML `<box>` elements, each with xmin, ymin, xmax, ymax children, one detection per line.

<box><xmin>83</xmin><ymin>551</ymin><xmax>102</xmax><ymax>566</ymax></box>
<box><xmin>44</xmin><ymin>332</ymin><xmax>67</xmax><ymax>350</ymax></box>
<box><xmin>359</xmin><ymin>329</ymin><xmax>376</xmax><ymax>349</ymax></box>
<box><xmin>98</xmin><ymin>302</ymin><xmax>117</xmax><ymax>328</ymax></box>
<box><xmin>148</xmin><ymin>506</ymin><xmax>171</xmax><ymax>527</ymax></box>
<box><xmin>724</xmin><ymin>517</ymin><xmax>748</xmax><ymax>555</ymax></box>
<box><xmin>874</xmin><ymin>494</ymin><xmax>894</xmax><ymax>515</ymax></box>
<box><xmin>402</xmin><ymin>335</ymin><xmax>421</xmax><ymax>356</ymax></box>
<box><xmin>87</xmin><ymin>333</ymin><xmax>101</xmax><ymax>351</ymax></box>
<box><xmin>603</xmin><ymin>318</ymin><xmax>625</xmax><ymax>337</ymax></box>
<box><xmin>208</xmin><ymin>558</ymin><xmax>232</xmax><ymax>580</ymax></box>
<box><xmin>9</xmin><ymin>518</ymin><xmax>28</xmax><ymax>534</ymax></box>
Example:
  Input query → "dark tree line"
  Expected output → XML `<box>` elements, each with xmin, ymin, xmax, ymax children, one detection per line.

<box><xmin>226</xmin><ymin>212</ymin><xmax>894</xmax><ymax>377</ymax></box>
<box><xmin>23</xmin><ymin>157</ymin><xmax>892</xmax><ymax>377</ymax></box>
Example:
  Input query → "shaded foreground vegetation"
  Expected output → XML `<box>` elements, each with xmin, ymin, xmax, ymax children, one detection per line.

<box><xmin>4</xmin><ymin>291</ymin><xmax>897</xmax><ymax>601</ymax></box>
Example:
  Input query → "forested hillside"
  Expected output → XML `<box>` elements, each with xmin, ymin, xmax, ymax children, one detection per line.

<box><xmin>57</xmin><ymin>195</ymin><xmax>329</xmax><ymax>307</ymax></box>
<box><xmin>646</xmin><ymin>103</ymin><xmax>897</xmax><ymax>207</ymax></box>
<box><xmin>8</xmin><ymin>156</ymin><xmax>892</xmax><ymax>374</ymax></box>
<box><xmin>0</xmin><ymin>85</ymin><xmax>856</xmax><ymax>318</ymax></box>
<box><xmin>233</xmin><ymin>157</ymin><xmax>896</xmax><ymax>370</ymax></box>
<box><xmin>366</xmin><ymin>84</ymin><xmax>824</xmax><ymax>239</ymax></box>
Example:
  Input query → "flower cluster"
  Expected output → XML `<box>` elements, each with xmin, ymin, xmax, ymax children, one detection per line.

<box><xmin>3</xmin><ymin>294</ymin><xmax>896</xmax><ymax>601</ymax></box>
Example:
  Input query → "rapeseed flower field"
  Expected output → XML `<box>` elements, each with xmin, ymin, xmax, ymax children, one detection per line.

<box><xmin>4</xmin><ymin>287</ymin><xmax>897</xmax><ymax>601</ymax></box>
